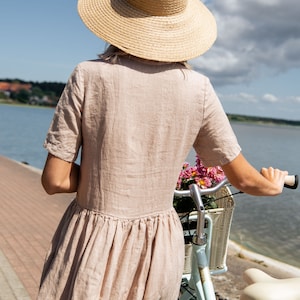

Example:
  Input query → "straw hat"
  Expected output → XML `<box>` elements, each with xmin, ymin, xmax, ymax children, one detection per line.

<box><xmin>78</xmin><ymin>0</ymin><xmax>217</xmax><ymax>62</ymax></box>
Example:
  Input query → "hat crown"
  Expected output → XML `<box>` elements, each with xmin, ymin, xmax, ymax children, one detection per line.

<box><xmin>127</xmin><ymin>0</ymin><xmax>187</xmax><ymax>16</ymax></box>
<box><xmin>78</xmin><ymin>0</ymin><xmax>217</xmax><ymax>62</ymax></box>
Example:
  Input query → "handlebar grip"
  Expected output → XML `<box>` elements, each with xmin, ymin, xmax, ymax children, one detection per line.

<box><xmin>284</xmin><ymin>175</ymin><xmax>298</xmax><ymax>189</ymax></box>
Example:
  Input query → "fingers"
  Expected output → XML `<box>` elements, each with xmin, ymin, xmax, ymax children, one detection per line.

<box><xmin>261</xmin><ymin>167</ymin><xmax>288</xmax><ymax>185</ymax></box>
<box><xmin>261</xmin><ymin>167</ymin><xmax>288</xmax><ymax>176</ymax></box>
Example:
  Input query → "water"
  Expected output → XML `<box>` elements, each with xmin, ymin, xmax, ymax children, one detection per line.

<box><xmin>0</xmin><ymin>104</ymin><xmax>54</xmax><ymax>169</ymax></box>
<box><xmin>229</xmin><ymin>123</ymin><xmax>300</xmax><ymax>268</ymax></box>
<box><xmin>1</xmin><ymin>104</ymin><xmax>300</xmax><ymax>268</ymax></box>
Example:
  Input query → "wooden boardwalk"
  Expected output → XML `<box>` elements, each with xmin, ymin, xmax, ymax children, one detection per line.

<box><xmin>0</xmin><ymin>155</ymin><xmax>74</xmax><ymax>299</ymax></box>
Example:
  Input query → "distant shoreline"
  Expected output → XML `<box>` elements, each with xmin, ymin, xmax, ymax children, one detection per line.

<box><xmin>227</xmin><ymin>113</ymin><xmax>300</xmax><ymax>127</ymax></box>
<box><xmin>1</xmin><ymin>99</ymin><xmax>300</xmax><ymax>126</ymax></box>
<box><xmin>0</xmin><ymin>100</ymin><xmax>54</xmax><ymax>110</ymax></box>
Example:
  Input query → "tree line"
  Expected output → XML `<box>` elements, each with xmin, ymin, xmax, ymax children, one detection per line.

<box><xmin>227</xmin><ymin>113</ymin><xmax>300</xmax><ymax>126</ymax></box>
<box><xmin>0</xmin><ymin>78</ymin><xmax>66</xmax><ymax>106</ymax></box>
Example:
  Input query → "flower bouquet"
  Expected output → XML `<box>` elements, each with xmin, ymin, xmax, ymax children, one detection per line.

<box><xmin>174</xmin><ymin>155</ymin><xmax>225</xmax><ymax>213</ymax></box>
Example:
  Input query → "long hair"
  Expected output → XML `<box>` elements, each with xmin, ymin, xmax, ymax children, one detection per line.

<box><xmin>99</xmin><ymin>45</ymin><xmax>129</xmax><ymax>64</ymax></box>
<box><xmin>99</xmin><ymin>45</ymin><xmax>191</xmax><ymax>69</ymax></box>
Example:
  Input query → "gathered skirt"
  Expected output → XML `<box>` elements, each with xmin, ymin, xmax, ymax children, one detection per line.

<box><xmin>38</xmin><ymin>200</ymin><xmax>184</xmax><ymax>300</ymax></box>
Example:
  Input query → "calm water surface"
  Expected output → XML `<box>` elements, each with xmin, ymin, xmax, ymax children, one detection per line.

<box><xmin>0</xmin><ymin>104</ymin><xmax>54</xmax><ymax>168</ymax></box>
<box><xmin>230</xmin><ymin>123</ymin><xmax>300</xmax><ymax>268</ymax></box>
<box><xmin>1</xmin><ymin>104</ymin><xmax>300</xmax><ymax>267</ymax></box>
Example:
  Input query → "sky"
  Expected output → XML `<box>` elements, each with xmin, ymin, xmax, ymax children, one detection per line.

<box><xmin>1</xmin><ymin>0</ymin><xmax>300</xmax><ymax>120</ymax></box>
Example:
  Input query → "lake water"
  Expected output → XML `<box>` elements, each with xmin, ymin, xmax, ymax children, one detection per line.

<box><xmin>1</xmin><ymin>104</ymin><xmax>300</xmax><ymax>268</ymax></box>
<box><xmin>0</xmin><ymin>104</ymin><xmax>54</xmax><ymax>169</ymax></box>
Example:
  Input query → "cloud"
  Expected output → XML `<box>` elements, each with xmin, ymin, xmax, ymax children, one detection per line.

<box><xmin>288</xmin><ymin>96</ymin><xmax>300</xmax><ymax>103</ymax></box>
<box><xmin>191</xmin><ymin>0</ymin><xmax>300</xmax><ymax>86</ymax></box>
<box><xmin>220</xmin><ymin>92</ymin><xmax>294</xmax><ymax>106</ymax></box>
<box><xmin>219</xmin><ymin>92</ymin><xmax>300</xmax><ymax>119</ymax></box>
<box><xmin>262</xmin><ymin>93</ymin><xmax>278</xmax><ymax>103</ymax></box>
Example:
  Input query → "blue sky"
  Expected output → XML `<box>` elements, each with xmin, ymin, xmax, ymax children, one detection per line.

<box><xmin>1</xmin><ymin>0</ymin><xmax>300</xmax><ymax>120</ymax></box>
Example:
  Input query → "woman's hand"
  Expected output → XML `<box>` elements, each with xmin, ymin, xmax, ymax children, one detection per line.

<box><xmin>260</xmin><ymin>167</ymin><xmax>288</xmax><ymax>191</ymax></box>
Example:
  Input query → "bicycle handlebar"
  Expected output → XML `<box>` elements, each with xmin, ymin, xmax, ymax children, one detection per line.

<box><xmin>284</xmin><ymin>175</ymin><xmax>298</xmax><ymax>189</ymax></box>
<box><xmin>174</xmin><ymin>178</ymin><xmax>229</xmax><ymax>198</ymax></box>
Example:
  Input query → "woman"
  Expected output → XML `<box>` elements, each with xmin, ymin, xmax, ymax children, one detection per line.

<box><xmin>38</xmin><ymin>0</ymin><xmax>287</xmax><ymax>299</ymax></box>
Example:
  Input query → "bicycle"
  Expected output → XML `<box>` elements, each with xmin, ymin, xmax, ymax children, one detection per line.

<box><xmin>174</xmin><ymin>175</ymin><xmax>299</xmax><ymax>300</ymax></box>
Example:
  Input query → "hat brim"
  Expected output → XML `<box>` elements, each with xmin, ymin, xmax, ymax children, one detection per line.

<box><xmin>78</xmin><ymin>0</ymin><xmax>217</xmax><ymax>62</ymax></box>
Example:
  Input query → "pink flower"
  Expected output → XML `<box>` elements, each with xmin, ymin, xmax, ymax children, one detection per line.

<box><xmin>176</xmin><ymin>155</ymin><xmax>225</xmax><ymax>190</ymax></box>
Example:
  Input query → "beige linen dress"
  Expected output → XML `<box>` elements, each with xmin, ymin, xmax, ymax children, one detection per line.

<box><xmin>38</xmin><ymin>57</ymin><xmax>241</xmax><ymax>300</ymax></box>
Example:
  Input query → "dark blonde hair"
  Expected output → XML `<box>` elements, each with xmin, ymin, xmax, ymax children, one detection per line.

<box><xmin>99</xmin><ymin>45</ymin><xmax>129</xmax><ymax>64</ymax></box>
<box><xmin>99</xmin><ymin>45</ymin><xmax>191</xmax><ymax>69</ymax></box>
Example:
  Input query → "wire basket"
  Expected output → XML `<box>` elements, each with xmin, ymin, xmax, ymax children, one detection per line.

<box><xmin>181</xmin><ymin>186</ymin><xmax>235</xmax><ymax>274</ymax></box>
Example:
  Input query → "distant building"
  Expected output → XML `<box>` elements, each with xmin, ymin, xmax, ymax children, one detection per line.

<box><xmin>29</xmin><ymin>95</ymin><xmax>54</xmax><ymax>106</ymax></box>
<box><xmin>0</xmin><ymin>81</ymin><xmax>57</xmax><ymax>106</ymax></box>
<box><xmin>0</xmin><ymin>82</ymin><xmax>32</xmax><ymax>97</ymax></box>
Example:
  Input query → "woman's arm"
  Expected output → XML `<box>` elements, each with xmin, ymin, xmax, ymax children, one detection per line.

<box><xmin>222</xmin><ymin>153</ymin><xmax>288</xmax><ymax>196</ymax></box>
<box><xmin>41</xmin><ymin>153</ymin><xmax>80</xmax><ymax>195</ymax></box>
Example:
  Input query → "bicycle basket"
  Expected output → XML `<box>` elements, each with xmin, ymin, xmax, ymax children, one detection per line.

<box><xmin>181</xmin><ymin>185</ymin><xmax>235</xmax><ymax>274</ymax></box>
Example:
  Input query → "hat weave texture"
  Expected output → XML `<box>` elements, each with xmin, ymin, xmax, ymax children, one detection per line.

<box><xmin>78</xmin><ymin>0</ymin><xmax>217</xmax><ymax>62</ymax></box>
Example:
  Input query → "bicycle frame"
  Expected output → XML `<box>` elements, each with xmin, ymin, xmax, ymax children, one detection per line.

<box><xmin>176</xmin><ymin>175</ymin><xmax>298</xmax><ymax>300</ymax></box>
<box><xmin>176</xmin><ymin>179</ymin><xmax>229</xmax><ymax>300</ymax></box>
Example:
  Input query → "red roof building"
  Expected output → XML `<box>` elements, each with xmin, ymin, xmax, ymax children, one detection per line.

<box><xmin>0</xmin><ymin>82</ymin><xmax>32</xmax><ymax>93</ymax></box>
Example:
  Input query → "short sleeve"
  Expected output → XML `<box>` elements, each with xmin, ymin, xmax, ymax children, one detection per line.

<box><xmin>44</xmin><ymin>65</ymin><xmax>84</xmax><ymax>162</ymax></box>
<box><xmin>193</xmin><ymin>78</ymin><xmax>241</xmax><ymax>166</ymax></box>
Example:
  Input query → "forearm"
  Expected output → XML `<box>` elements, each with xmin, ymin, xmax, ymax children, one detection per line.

<box><xmin>222</xmin><ymin>153</ymin><xmax>287</xmax><ymax>196</ymax></box>
<box><xmin>57</xmin><ymin>162</ymin><xmax>80</xmax><ymax>194</ymax></box>
<box><xmin>41</xmin><ymin>154</ymin><xmax>80</xmax><ymax>195</ymax></box>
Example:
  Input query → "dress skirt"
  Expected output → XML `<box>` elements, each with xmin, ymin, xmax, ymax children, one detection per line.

<box><xmin>38</xmin><ymin>200</ymin><xmax>185</xmax><ymax>300</ymax></box>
